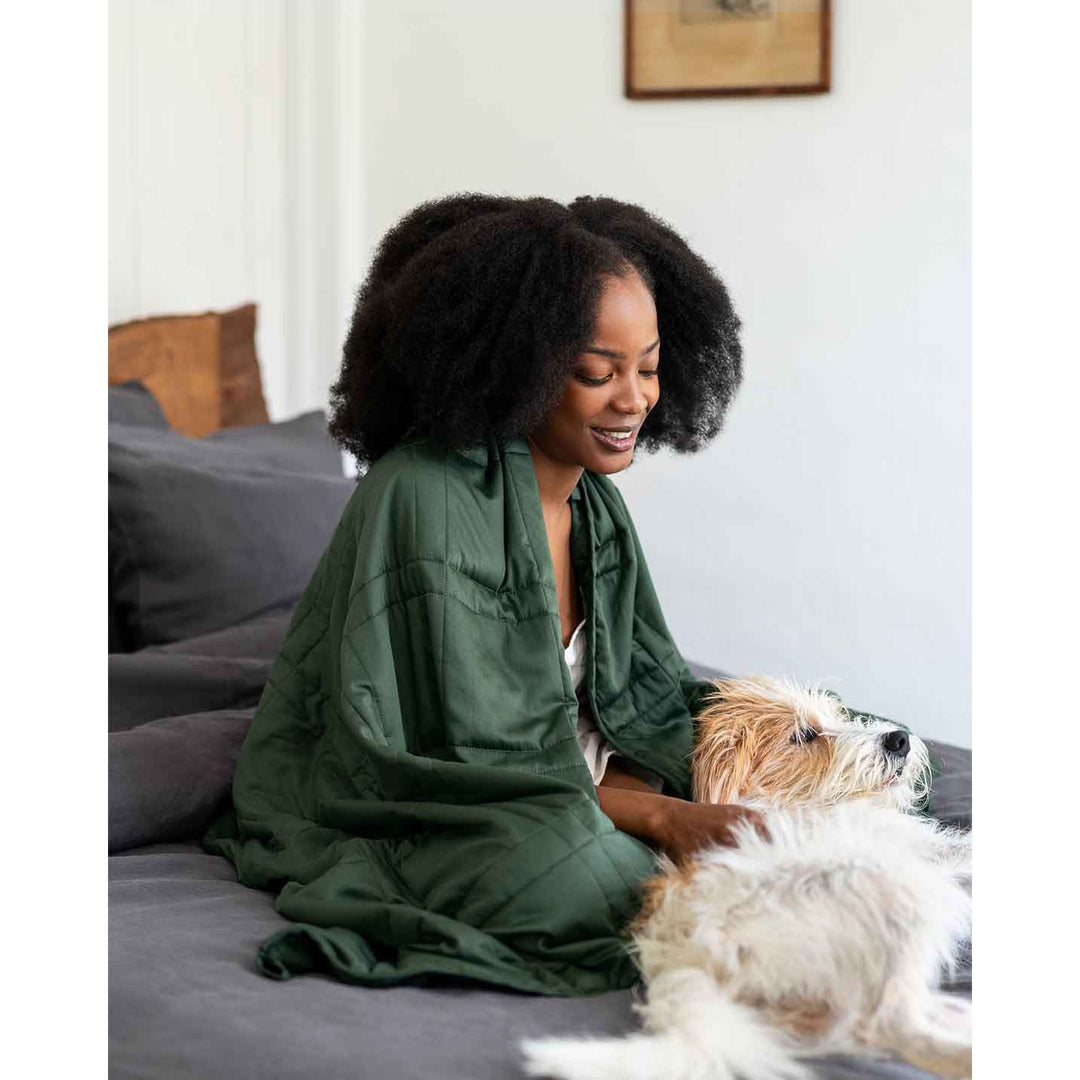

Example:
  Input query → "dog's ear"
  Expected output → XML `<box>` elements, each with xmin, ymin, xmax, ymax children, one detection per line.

<box><xmin>712</xmin><ymin>732</ymin><xmax>755</xmax><ymax>804</ymax></box>
<box><xmin>692</xmin><ymin>695</ymin><xmax>756</xmax><ymax>803</ymax></box>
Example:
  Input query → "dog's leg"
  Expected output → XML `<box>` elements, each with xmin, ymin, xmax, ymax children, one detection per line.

<box><xmin>871</xmin><ymin>988</ymin><xmax>972</xmax><ymax>1079</ymax></box>
<box><xmin>929</xmin><ymin>826</ymin><xmax>972</xmax><ymax>881</ymax></box>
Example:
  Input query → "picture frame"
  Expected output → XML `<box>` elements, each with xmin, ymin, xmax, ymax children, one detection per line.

<box><xmin>625</xmin><ymin>0</ymin><xmax>831</xmax><ymax>99</ymax></box>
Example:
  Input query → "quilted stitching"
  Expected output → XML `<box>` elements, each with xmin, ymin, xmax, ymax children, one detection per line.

<box><xmin>211</xmin><ymin>437</ymin><xmax>700</xmax><ymax>995</ymax></box>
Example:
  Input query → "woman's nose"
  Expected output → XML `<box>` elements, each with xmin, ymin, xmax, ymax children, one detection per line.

<box><xmin>611</xmin><ymin>378</ymin><xmax>650</xmax><ymax>416</ymax></box>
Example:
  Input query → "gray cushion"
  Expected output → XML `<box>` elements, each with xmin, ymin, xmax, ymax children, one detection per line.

<box><xmin>108</xmin><ymin>381</ymin><xmax>170</xmax><ymax>428</ymax></box>
<box><xmin>109</xmin><ymin>841</ymin><xmax>965</xmax><ymax>1080</ymax></box>
<box><xmin>109</xmin><ymin>844</ymin><xmax>644</xmax><ymax>1080</ymax></box>
<box><xmin>108</xmin><ymin>653</ymin><xmax>271</xmax><ymax>732</ymax></box>
<box><xmin>142</xmin><ymin>605</ymin><xmax>295</xmax><ymax>660</ymax></box>
<box><xmin>925</xmin><ymin>740</ymin><xmax>972</xmax><ymax>830</ymax></box>
<box><xmin>108</xmin><ymin>709</ymin><xmax>254</xmax><ymax>853</ymax></box>
<box><xmin>110</xmin><ymin>607</ymin><xmax>294</xmax><ymax>730</ymax></box>
<box><xmin>106</xmin><ymin>386</ymin><xmax>172</xmax><ymax>652</ymax></box>
<box><xmin>206</xmin><ymin>410</ymin><xmax>344</xmax><ymax>476</ymax></box>
<box><xmin>109</xmin><ymin>409</ymin><xmax>344</xmax><ymax>479</ymax></box>
<box><xmin>109</xmin><ymin>416</ymin><xmax>353</xmax><ymax>649</ymax></box>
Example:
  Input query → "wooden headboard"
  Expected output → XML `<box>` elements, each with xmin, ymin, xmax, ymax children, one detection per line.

<box><xmin>108</xmin><ymin>302</ymin><xmax>269</xmax><ymax>436</ymax></box>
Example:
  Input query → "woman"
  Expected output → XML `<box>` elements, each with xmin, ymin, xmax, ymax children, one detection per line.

<box><xmin>207</xmin><ymin>194</ymin><xmax>762</xmax><ymax>995</ymax></box>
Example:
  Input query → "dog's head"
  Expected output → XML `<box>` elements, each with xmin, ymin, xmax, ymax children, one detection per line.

<box><xmin>691</xmin><ymin>677</ymin><xmax>930</xmax><ymax>811</ymax></box>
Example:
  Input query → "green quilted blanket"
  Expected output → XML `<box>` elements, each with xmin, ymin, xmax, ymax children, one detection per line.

<box><xmin>206</xmin><ymin>437</ymin><xmax>712</xmax><ymax>995</ymax></box>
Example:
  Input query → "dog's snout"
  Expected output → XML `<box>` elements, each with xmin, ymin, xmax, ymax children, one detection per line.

<box><xmin>881</xmin><ymin>730</ymin><xmax>910</xmax><ymax>758</ymax></box>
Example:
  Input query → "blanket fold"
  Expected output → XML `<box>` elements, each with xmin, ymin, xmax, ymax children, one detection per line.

<box><xmin>206</xmin><ymin>437</ymin><xmax>711</xmax><ymax>995</ymax></box>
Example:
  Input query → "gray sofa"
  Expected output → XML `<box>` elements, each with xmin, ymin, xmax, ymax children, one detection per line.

<box><xmin>108</xmin><ymin>395</ymin><xmax>970</xmax><ymax>1079</ymax></box>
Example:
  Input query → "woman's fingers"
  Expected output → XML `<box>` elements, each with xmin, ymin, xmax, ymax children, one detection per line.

<box><xmin>668</xmin><ymin>802</ymin><xmax>771</xmax><ymax>864</ymax></box>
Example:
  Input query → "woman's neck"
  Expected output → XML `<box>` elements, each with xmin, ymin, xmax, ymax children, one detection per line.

<box><xmin>526</xmin><ymin>437</ymin><xmax>584</xmax><ymax>511</ymax></box>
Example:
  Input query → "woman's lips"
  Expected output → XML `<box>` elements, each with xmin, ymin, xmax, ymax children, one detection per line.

<box><xmin>590</xmin><ymin>425</ymin><xmax>638</xmax><ymax>453</ymax></box>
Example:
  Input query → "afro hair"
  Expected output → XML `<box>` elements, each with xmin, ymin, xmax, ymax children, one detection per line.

<box><xmin>328</xmin><ymin>193</ymin><xmax>742</xmax><ymax>465</ymax></box>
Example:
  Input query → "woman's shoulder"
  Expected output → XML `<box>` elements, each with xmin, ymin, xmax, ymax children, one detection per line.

<box><xmin>350</xmin><ymin>437</ymin><xmax>492</xmax><ymax>507</ymax></box>
<box><xmin>340</xmin><ymin>438</ymin><xmax>507</xmax><ymax>550</ymax></box>
<box><xmin>354</xmin><ymin>438</ymin><xmax>443</xmax><ymax>501</ymax></box>
<box><xmin>334</xmin><ymin>436</ymin><xmax>542</xmax><ymax>603</ymax></box>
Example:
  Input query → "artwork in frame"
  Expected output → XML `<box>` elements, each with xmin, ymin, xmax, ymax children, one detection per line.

<box><xmin>625</xmin><ymin>0</ymin><xmax>831</xmax><ymax>99</ymax></box>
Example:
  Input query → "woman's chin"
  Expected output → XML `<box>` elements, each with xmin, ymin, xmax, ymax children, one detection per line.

<box><xmin>582</xmin><ymin>445</ymin><xmax>637</xmax><ymax>474</ymax></box>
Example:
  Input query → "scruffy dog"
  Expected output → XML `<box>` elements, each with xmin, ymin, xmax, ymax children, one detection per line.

<box><xmin>522</xmin><ymin>677</ymin><xmax>972</xmax><ymax>1080</ymax></box>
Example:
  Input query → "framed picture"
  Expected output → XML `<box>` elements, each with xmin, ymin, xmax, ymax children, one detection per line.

<box><xmin>625</xmin><ymin>0</ymin><xmax>831</xmax><ymax>99</ymax></box>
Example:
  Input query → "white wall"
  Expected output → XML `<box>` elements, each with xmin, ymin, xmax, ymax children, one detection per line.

<box><xmin>109</xmin><ymin>0</ymin><xmax>366</xmax><ymax>418</ymax></box>
<box><xmin>357</xmin><ymin>0</ymin><xmax>971</xmax><ymax>746</ymax></box>
<box><xmin>109</xmin><ymin>0</ymin><xmax>970</xmax><ymax>745</ymax></box>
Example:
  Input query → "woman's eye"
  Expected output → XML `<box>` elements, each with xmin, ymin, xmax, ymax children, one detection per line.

<box><xmin>573</xmin><ymin>366</ymin><xmax>657</xmax><ymax>387</ymax></box>
<box><xmin>790</xmin><ymin>728</ymin><xmax>818</xmax><ymax>745</ymax></box>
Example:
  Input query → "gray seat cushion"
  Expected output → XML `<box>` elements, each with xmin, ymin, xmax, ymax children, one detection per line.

<box><xmin>110</xmin><ymin>842</ymin><xmax>966</xmax><ymax>1080</ymax></box>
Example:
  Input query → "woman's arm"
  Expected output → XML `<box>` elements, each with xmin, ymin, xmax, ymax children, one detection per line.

<box><xmin>597</xmin><ymin>760</ymin><xmax>660</xmax><ymax>794</ymax></box>
<box><xmin>596</xmin><ymin>785</ymin><xmax>669</xmax><ymax>846</ymax></box>
<box><xmin>598</xmin><ymin>765</ymin><xmax>768</xmax><ymax>865</ymax></box>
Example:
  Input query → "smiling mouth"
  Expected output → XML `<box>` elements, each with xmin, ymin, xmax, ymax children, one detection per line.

<box><xmin>590</xmin><ymin>425</ymin><xmax>639</xmax><ymax>453</ymax></box>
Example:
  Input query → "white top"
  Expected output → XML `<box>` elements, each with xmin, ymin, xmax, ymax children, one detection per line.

<box><xmin>564</xmin><ymin>618</ymin><xmax>663</xmax><ymax>792</ymax></box>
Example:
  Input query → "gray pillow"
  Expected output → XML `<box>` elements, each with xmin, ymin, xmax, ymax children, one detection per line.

<box><xmin>109</xmin><ymin>651</ymin><xmax>273</xmax><ymax>731</ymax></box>
<box><xmin>108</xmin><ymin>708</ymin><xmax>254</xmax><ymax>853</ymax></box>
<box><xmin>108</xmin><ymin>381</ymin><xmax>170</xmax><ymax>428</ymax></box>
<box><xmin>109</xmin><ymin>433</ymin><xmax>353</xmax><ymax>649</ymax></box>
<box><xmin>109</xmin><ymin>409</ymin><xmax>344</xmax><ymax>479</ymax></box>
<box><xmin>109</xmin><ymin>412</ymin><xmax>350</xmax><ymax>650</ymax></box>
<box><xmin>142</xmin><ymin>604</ymin><xmax>294</xmax><ymax>661</ymax></box>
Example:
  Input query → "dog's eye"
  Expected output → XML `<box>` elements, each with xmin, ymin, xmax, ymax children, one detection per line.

<box><xmin>790</xmin><ymin>727</ymin><xmax>818</xmax><ymax>745</ymax></box>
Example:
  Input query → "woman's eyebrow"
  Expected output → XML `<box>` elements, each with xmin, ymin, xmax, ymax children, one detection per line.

<box><xmin>583</xmin><ymin>338</ymin><xmax>660</xmax><ymax>360</ymax></box>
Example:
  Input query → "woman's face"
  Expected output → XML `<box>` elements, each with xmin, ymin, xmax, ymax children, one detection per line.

<box><xmin>530</xmin><ymin>271</ymin><xmax>660</xmax><ymax>475</ymax></box>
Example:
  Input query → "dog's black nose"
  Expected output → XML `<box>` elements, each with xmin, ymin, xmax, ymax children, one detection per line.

<box><xmin>882</xmin><ymin>730</ymin><xmax>910</xmax><ymax>758</ymax></box>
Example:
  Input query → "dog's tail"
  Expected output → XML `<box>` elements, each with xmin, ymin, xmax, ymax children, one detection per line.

<box><xmin>521</xmin><ymin>969</ymin><xmax>809</xmax><ymax>1080</ymax></box>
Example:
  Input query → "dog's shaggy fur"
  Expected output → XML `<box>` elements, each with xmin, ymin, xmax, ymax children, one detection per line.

<box><xmin>522</xmin><ymin>677</ymin><xmax>972</xmax><ymax>1080</ymax></box>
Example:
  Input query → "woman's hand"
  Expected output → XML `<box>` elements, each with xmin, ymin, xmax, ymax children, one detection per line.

<box><xmin>652</xmin><ymin>798</ymin><xmax>770</xmax><ymax>867</ymax></box>
<box><xmin>596</xmin><ymin>786</ymin><xmax>769</xmax><ymax>866</ymax></box>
